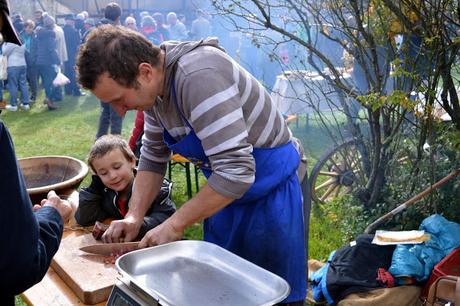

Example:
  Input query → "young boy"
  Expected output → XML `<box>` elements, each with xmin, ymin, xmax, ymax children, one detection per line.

<box><xmin>75</xmin><ymin>135</ymin><xmax>176</xmax><ymax>239</ymax></box>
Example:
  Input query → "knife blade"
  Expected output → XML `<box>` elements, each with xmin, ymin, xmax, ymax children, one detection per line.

<box><xmin>79</xmin><ymin>242</ymin><xmax>140</xmax><ymax>256</ymax></box>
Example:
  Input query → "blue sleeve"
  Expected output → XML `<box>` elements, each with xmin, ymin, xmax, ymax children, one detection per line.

<box><xmin>0</xmin><ymin>121</ymin><xmax>64</xmax><ymax>297</ymax></box>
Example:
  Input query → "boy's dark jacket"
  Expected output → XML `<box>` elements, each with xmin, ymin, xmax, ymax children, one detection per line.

<box><xmin>75</xmin><ymin>175</ymin><xmax>176</xmax><ymax>239</ymax></box>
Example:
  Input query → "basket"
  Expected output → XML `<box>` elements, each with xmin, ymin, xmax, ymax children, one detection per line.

<box><xmin>421</xmin><ymin>247</ymin><xmax>460</xmax><ymax>298</ymax></box>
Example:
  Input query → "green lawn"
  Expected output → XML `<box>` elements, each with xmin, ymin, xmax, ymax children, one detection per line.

<box><xmin>2</xmin><ymin>90</ymin><xmax>347</xmax><ymax>305</ymax></box>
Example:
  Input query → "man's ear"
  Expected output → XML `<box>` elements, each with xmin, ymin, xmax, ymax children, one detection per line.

<box><xmin>138</xmin><ymin>62</ymin><xmax>153</xmax><ymax>81</ymax></box>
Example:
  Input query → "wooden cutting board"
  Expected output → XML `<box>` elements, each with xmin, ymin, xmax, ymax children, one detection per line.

<box><xmin>51</xmin><ymin>233</ymin><xmax>119</xmax><ymax>305</ymax></box>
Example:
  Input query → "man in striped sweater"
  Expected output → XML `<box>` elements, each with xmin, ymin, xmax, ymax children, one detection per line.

<box><xmin>77</xmin><ymin>25</ymin><xmax>307</xmax><ymax>305</ymax></box>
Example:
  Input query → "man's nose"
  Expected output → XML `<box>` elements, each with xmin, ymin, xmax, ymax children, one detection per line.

<box><xmin>111</xmin><ymin>104</ymin><xmax>126</xmax><ymax>117</ymax></box>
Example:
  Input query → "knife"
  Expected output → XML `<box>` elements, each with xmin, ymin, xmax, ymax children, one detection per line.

<box><xmin>79</xmin><ymin>242</ymin><xmax>140</xmax><ymax>256</ymax></box>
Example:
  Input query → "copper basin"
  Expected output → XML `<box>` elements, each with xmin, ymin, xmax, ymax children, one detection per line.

<box><xmin>19</xmin><ymin>155</ymin><xmax>88</xmax><ymax>204</ymax></box>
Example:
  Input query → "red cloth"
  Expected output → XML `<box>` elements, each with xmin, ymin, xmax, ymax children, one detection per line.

<box><xmin>376</xmin><ymin>268</ymin><xmax>395</xmax><ymax>288</ymax></box>
<box><xmin>128</xmin><ymin>110</ymin><xmax>144</xmax><ymax>152</ymax></box>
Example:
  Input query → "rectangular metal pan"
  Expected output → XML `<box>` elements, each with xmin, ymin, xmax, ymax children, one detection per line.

<box><xmin>116</xmin><ymin>240</ymin><xmax>290</xmax><ymax>306</ymax></box>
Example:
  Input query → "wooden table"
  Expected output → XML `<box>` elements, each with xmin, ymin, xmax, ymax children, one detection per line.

<box><xmin>21</xmin><ymin>229</ymin><xmax>108</xmax><ymax>306</ymax></box>
<box><xmin>22</xmin><ymin>190</ymin><xmax>110</xmax><ymax>306</ymax></box>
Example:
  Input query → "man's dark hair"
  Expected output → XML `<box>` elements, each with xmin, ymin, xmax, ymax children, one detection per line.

<box><xmin>104</xmin><ymin>2</ymin><xmax>121</xmax><ymax>22</ymax></box>
<box><xmin>76</xmin><ymin>25</ymin><xmax>162</xmax><ymax>90</ymax></box>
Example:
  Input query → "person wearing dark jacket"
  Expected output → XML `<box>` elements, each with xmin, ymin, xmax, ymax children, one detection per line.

<box><xmin>1</xmin><ymin>7</ymin><xmax>72</xmax><ymax>305</ymax></box>
<box><xmin>75</xmin><ymin>135</ymin><xmax>176</xmax><ymax>239</ymax></box>
<box><xmin>152</xmin><ymin>12</ymin><xmax>170</xmax><ymax>41</ymax></box>
<box><xmin>19</xmin><ymin>19</ymin><xmax>38</xmax><ymax>102</ymax></box>
<box><xmin>95</xmin><ymin>2</ymin><xmax>123</xmax><ymax>139</ymax></box>
<box><xmin>0</xmin><ymin>121</ymin><xmax>72</xmax><ymax>305</ymax></box>
<box><xmin>31</xmin><ymin>14</ymin><xmax>59</xmax><ymax>110</ymax></box>
<box><xmin>63</xmin><ymin>14</ymin><xmax>82</xmax><ymax>96</ymax></box>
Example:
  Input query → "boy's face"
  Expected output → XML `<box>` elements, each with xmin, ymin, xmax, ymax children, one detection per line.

<box><xmin>92</xmin><ymin>148</ymin><xmax>136</xmax><ymax>193</ymax></box>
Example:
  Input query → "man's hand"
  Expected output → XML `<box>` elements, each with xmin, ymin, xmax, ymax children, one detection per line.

<box><xmin>101</xmin><ymin>216</ymin><xmax>142</xmax><ymax>243</ymax></box>
<box><xmin>138</xmin><ymin>220</ymin><xmax>183</xmax><ymax>248</ymax></box>
<box><xmin>37</xmin><ymin>190</ymin><xmax>72</xmax><ymax>222</ymax></box>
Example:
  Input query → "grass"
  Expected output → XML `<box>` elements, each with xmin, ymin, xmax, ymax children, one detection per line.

<box><xmin>3</xmin><ymin>90</ymin><xmax>348</xmax><ymax>305</ymax></box>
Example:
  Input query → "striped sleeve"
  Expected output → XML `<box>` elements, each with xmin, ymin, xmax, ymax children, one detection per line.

<box><xmin>137</xmin><ymin>109</ymin><xmax>171</xmax><ymax>175</ymax></box>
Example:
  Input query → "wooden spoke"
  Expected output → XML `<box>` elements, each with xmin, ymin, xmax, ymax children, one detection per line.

<box><xmin>315</xmin><ymin>178</ymin><xmax>337</xmax><ymax>191</ymax></box>
<box><xmin>318</xmin><ymin>171</ymin><xmax>340</xmax><ymax>177</ymax></box>
<box><xmin>320</xmin><ymin>183</ymin><xmax>338</xmax><ymax>201</ymax></box>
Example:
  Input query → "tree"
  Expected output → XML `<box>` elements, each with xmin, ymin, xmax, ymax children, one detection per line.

<box><xmin>211</xmin><ymin>0</ymin><xmax>460</xmax><ymax>208</ymax></box>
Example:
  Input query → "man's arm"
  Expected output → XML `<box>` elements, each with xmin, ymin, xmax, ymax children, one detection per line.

<box><xmin>0</xmin><ymin>122</ymin><xmax>67</xmax><ymax>296</ymax></box>
<box><xmin>102</xmin><ymin>170</ymin><xmax>165</xmax><ymax>242</ymax></box>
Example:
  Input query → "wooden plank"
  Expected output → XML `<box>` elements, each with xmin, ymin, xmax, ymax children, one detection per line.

<box><xmin>22</xmin><ymin>267</ymin><xmax>105</xmax><ymax>306</ymax></box>
<box><xmin>50</xmin><ymin>233</ymin><xmax>118</xmax><ymax>305</ymax></box>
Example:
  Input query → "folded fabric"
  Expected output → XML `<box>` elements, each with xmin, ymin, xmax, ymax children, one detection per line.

<box><xmin>311</xmin><ymin>234</ymin><xmax>395</xmax><ymax>305</ymax></box>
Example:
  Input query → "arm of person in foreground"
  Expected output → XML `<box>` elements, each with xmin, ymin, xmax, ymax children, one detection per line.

<box><xmin>101</xmin><ymin>170</ymin><xmax>164</xmax><ymax>243</ymax></box>
<box><xmin>0</xmin><ymin>121</ymin><xmax>71</xmax><ymax>297</ymax></box>
<box><xmin>138</xmin><ymin>184</ymin><xmax>234</xmax><ymax>247</ymax></box>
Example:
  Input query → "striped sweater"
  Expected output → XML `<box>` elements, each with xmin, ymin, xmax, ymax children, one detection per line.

<box><xmin>138</xmin><ymin>39</ymin><xmax>294</xmax><ymax>199</ymax></box>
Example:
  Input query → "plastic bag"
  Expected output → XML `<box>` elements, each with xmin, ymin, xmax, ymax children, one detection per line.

<box><xmin>53</xmin><ymin>68</ymin><xmax>70</xmax><ymax>86</ymax></box>
<box><xmin>0</xmin><ymin>55</ymin><xmax>7</xmax><ymax>80</ymax></box>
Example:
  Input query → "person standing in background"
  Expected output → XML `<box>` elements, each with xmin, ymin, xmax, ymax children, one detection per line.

<box><xmin>19</xmin><ymin>19</ymin><xmax>37</xmax><ymax>102</ymax></box>
<box><xmin>140</xmin><ymin>16</ymin><xmax>163</xmax><ymax>46</ymax></box>
<box><xmin>47</xmin><ymin>12</ymin><xmax>67</xmax><ymax>103</ymax></box>
<box><xmin>32</xmin><ymin>13</ymin><xmax>59</xmax><ymax>110</ymax></box>
<box><xmin>63</xmin><ymin>14</ymin><xmax>82</xmax><ymax>97</ymax></box>
<box><xmin>95</xmin><ymin>2</ymin><xmax>123</xmax><ymax>139</ymax></box>
<box><xmin>2</xmin><ymin>40</ymin><xmax>30</xmax><ymax>111</ymax></box>
<box><xmin>190</xmin><ymin>9</ymin><xmax>211</xmax><ymax>40</ymax></box>
<box><xmin>81</xmin><ymin>18</ymin><xmax>95</xmax><ymax>43</ymax></box>
<box><xmin>12</xmin><ymin>12</ymin><xmax>23</xmax><ymax>33</ymax></box>
<box><xmin>33</xmin><ymin>10</ymin><xmax>43</xmax><ymax>28</ymax></box>
<box><xmin>124</xmin><ymin>16</ymin><xmax>137</xmax><ymax>31</ymax></box>
<box><xmin>166</xmin><ymin>12</ymin><xmax>187</xmax><ymax>41</ymax></box>
<box><xmin>152</xmin><ymin>12</ymin><xmax>170</xmax><ymax>41</ymax></box>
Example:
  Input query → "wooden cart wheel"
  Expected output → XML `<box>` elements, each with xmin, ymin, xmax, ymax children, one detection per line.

<box><xmin>310</xmin><ymin>138</ymin><xmax>369</xmax><ymax>204</ymax></box>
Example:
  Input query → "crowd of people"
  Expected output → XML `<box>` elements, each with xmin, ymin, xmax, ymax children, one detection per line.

<box><xmin>0</xmin><ymin>5</ymin><xmax>212</xmax><ymax>115</ymax></box>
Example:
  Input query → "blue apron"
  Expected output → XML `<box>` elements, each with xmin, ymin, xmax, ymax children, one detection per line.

<box><xmin>161</xmin><ymin>83</ymin><xmax>307</xmax><ymax>303</ymax></box>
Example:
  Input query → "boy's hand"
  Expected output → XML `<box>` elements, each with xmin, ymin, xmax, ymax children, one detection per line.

<box><xmin>101</xmin><ymin>215</ymin><xmax>142</xmax><ymax>243</ymax></box>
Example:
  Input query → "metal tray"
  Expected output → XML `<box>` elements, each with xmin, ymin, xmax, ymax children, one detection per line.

<box><xmin>116</xmin><ymin>240</ymin><xmax>290</xmax><ymax>306</ymax></box>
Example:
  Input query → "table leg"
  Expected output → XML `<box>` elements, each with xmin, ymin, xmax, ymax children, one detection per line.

<box><xmin>185</xmin><ymin>163</ymin><xmax>192</xmax><ymax>199</ymax></box>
